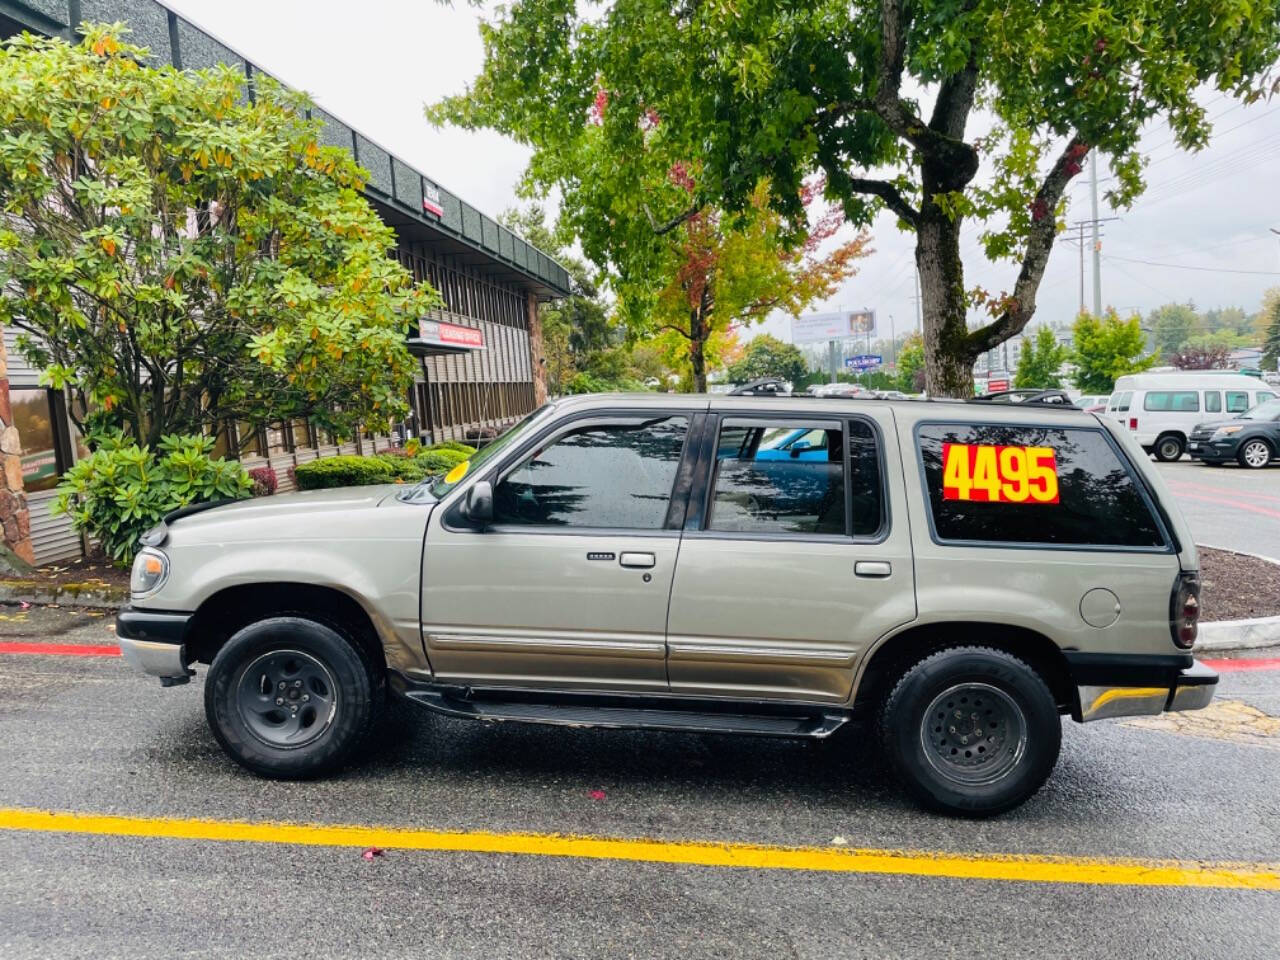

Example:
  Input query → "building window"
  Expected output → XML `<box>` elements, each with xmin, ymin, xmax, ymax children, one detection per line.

<box><xmin>10</xmin><ymin>388</ymin><xmax>61</xmax><ymax>493</ymax></box>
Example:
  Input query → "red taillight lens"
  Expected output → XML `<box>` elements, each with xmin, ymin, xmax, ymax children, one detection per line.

<box><xmin>1171</xmin><ymin>572</ymin><xmax>1201</xmax><ymax>649</ymax></box>
<box><xmin>1129</xmin><ymin>417</ymin><xmax>1138</xmax><ymax>430</ymax></box>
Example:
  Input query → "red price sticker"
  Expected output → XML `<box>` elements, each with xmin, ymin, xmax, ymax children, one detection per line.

<box><xmin>941</xmin><ymin>443</ymin><xmax>1060</xmax><ymax>504</ymax></box>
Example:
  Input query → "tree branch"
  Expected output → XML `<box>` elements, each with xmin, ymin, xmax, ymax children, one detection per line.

<box><xmin>643</xmin><ymin>202</ymin><xmax>701</xmax><ymax>236</ymax></box>
<box><xmin>967</xmin><ymin>135</ymin><xmax>1091</xmax><ymax>355</ymax></box>
<box><xmin>846</xmin><ymin>177</ymin><xmax>919</xmax><ymax>226</ymax></box>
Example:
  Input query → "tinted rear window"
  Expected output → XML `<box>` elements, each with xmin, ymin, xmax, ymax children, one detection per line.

<box><xmin>917</xmin><ymin>424</ymin><xmax>1165</xmax><ymax>548</ymax></box>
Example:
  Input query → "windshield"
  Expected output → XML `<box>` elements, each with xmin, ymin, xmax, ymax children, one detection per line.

<box><xmin>399</xmin><ymin>404</ymin><xmax>556</xmax><ymax>503</ymax></box>
<box><xmin>1241</xmin><ymin>398</ymin><xmax>1280</xmax><ymax>421</ymax></box>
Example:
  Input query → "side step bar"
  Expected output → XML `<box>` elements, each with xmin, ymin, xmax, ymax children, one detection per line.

<box><xmin>400</xmin><ymin>685</ymin><xmax>849</xmax><ymax>739</ymax></box>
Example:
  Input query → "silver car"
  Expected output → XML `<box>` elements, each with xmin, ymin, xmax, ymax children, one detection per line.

<box><xmin>118</xmin><ymin>393</ymin><xmax>1215</xmax><ymax>816</ymax></box>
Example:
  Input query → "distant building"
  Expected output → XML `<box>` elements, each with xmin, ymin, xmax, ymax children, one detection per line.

<box><xmin>0</xmin><ymin>1</ymin><xmax>569</xmax><ymax>563</ymax></box>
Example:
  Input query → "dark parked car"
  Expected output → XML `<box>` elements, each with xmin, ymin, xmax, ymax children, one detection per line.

<box><xmin>1188</xmin><ymin>398</ymin><xmax>1280</xmax><ymax>468</ymax></box>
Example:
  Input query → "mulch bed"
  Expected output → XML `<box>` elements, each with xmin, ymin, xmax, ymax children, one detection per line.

<box><xmin>2</xmin><ymin>551</ymin><xmax>130</xmax><ymax>592</ymax></box>
<box><xmin>1198</xmin><ymin>546</ymin><xmax>1280</xmax><ymax>621</ymax></box>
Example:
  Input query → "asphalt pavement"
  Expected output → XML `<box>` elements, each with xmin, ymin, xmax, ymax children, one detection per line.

<box><xmin>1</xmin><ymin>608</ymin><xmax>1278</xmax><ymax>959</ymax></box>
<box><xmin>1154</xmin><ymin>458</ymin><xmax>1280</xmax><ymax>560</ymax></box>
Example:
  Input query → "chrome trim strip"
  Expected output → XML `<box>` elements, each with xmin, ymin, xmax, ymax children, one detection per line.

<box><xmin>667</xmin><ymin>639</ymin><xmax>856</xmax><ymax>667</ymax></box>
<box><xmin>426</xmin><ymin>632</ymin><xmax>666</xmax><ymax>659</ymax></box>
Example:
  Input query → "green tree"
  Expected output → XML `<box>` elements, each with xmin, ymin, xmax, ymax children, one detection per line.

<box><xmin>726</xmin><ymin>334</ymin><xmax>807</xmax><ymax>385</ymax></box>
<box><xmin>1262</xmin><ymin>298</ymin><xmax>1280</xmax><ymax>373</ymax></box>
<box><xmin>429</xmin><ymin>0</ymin><xmax>1280</xmax><ymax>397</ymax></box>
<box><xmin>895</xmin><ymin>334</ymin><xmax>926</xmax><ymax>393</ymax></box>
<box><xmin>1071</xmin><ymin>310</ymin><xmax>1154</xmax><ymax>394</ymax></box>
<box><xmin>0</xmin><ymin>27</ymin><xmax>437</xmax><ymax>448</ymax></box>
<box><xmin>1148</xmin><ymin>302</ymin><xmax>1201</xmax><ymax>360</ymax></box>
<box><xmin>1014</xmin><ymin>326</ymin><xmax>1070</xmax><ymax>389</ymax></box>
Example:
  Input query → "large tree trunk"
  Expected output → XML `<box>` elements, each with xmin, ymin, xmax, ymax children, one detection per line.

<box><xmin>688</xmin><ymin>290</ymin><xmax>708</xmax><ymax>392</ymax></box>
<box><xmin>916</xmin><ymin>216</ymin><xmax>977</xmax><ymax>398</ymax></box>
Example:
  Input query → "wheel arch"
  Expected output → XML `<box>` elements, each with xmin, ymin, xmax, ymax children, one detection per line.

<box><xmin>852</xmin><ymin>621</ymin><xmax>1074</xmax><ymax>717</ymax></box>
<box><xmin>185</xmin><ymin>582</ymin><xmax>386</xmax><ymax>677</ymax></box>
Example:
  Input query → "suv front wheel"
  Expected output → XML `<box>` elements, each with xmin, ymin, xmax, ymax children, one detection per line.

<box><xmin>204</xmin><ymin>616</ymin><xmax>382</xmax><ymax>779</ymax></box>
<box><xmin>879</xmin><ymin>646</ymin><xmax>1061</xmax><ymax>817</ymax></box>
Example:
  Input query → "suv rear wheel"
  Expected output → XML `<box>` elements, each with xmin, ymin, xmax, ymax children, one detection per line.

<box><xmin>879</xmin><ymin>646</ymin><xmax>1061</xmax><ymax>817</ymax></box>
<box><xmin>1154</xmin><ymin>433</ymin><xmax>1185</xmax><ymax>462</ymax></box>
<box><xmin>204</xmin><ymin>616</ymin><xmax>382</xmax><ymax>779</ymax></box>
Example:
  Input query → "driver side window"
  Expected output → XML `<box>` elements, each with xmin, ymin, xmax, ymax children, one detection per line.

<box><xmin>492</xmin><ymin>416</ymin><xmax>688</xmax><ymax>529</ymax></box>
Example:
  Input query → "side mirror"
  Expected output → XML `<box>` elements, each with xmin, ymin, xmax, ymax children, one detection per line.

<box><xmin>789</xmin><ymin>442</ymin><xmax>813</xmax><ymax>458</ymax></box>
<box><xmin>461</xmin><ymin>480</ymin><xmax>493</xmax><ymax>526</ymax></box>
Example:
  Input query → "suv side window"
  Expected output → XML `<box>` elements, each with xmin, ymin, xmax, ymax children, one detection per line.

<box><xmin>492</xmin><ymin>416</ymin><xmax>688</xmax><ymax>529</ymax></box>
<box><xmin>1204</xmin><ymin>390</ymin><xmax>1222</xmax><ymax>413</ymax></box>
<box><xmin>708</xmin><ymin>419</ymin><xmax>849</xmax><ymax>535</ymax></box>
<box><xmin>916</xmin><ymin>423</ymin><xmax>1165</xmax><ymax>548</ymax></box>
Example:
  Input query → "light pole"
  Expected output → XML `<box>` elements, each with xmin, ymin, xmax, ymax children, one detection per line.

<box><xmin>1270</xmin><ymin>227</ymin><xmax>1280</xmax><ymax>270</ymax></box>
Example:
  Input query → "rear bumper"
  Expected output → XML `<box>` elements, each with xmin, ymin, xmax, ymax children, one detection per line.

<box><xmin>1066</xmin><ymin>653</ymin><xmax>1217</xmax><ymax>722</ymax></box>
<box><xmin>116</xmin><ymin>606</ymin><xmax>194</xmax><ymax>686</ymax></box>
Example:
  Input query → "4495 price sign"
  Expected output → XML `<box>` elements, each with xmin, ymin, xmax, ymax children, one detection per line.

<box><xmin>941</xmin><ymin>443</ymin><xmax>1060</xmax><ymax>504</ymax></box>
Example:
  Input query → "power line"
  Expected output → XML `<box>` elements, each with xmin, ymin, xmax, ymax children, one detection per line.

<box><xmin>1101</xmin><ymin>254</ymin><xmax>1280</xmax><ymax>276</ymax></box>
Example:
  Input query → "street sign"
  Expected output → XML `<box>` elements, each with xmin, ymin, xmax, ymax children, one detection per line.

<box><xmin>792</xmin><ymin>309</ymin><xmax>877</xmax><ymax>344</ymax></box>
<box><xmin>845</xmin><ymin>354</ymin><xmax>882</xmax><ymax>371</ymax></box>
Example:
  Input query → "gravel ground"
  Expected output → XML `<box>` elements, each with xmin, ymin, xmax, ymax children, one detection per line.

<box><xmin>1198</xmin><ymin>545</ymin><xmax>1280</xmax><ymax>621</ymax></box>
<box><xmin>0</xmin><ymin>550</ymin><xmax>129</xmax><ymax>591</ymax></box>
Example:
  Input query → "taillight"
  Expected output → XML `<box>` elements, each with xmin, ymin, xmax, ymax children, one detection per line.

<box><xmin>1129</xmin><ymin>417</ymin><xmax>1138</xmax><ymax>430</ymax></box>
<box><xmin>1170</xmin><ymin>571</ymin><xmax>1200</xmax><ymax>649</ymax></box>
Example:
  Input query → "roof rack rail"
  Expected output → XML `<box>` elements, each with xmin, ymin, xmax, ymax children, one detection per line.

<box><xmin>967</xmin><ymin>388</ymin><xmax>1075</xmax><ymax>407</ymax></box>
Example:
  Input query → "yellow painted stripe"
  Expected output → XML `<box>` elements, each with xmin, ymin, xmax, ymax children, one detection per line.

<box><xmin>0</xmin><ymin>807</ymin><xmax>1277</xmax><ymax>890</ymax></box>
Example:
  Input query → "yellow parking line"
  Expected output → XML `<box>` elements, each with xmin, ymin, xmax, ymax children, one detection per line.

<box><xmin>0</xmin><ymin>806</ymin><xmax>1277</xmax><ymax>890</ymax></box>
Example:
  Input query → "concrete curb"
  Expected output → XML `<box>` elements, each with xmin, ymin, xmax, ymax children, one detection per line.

<box><xmin>0</xmin><ymin>580</ymin><xmax>126</xmax><ymax>610</ymax></box>
<box><xmin>1192</xmin><ymin>543</ymin><xmax>1280</xmax><ymax>654</ymax></box>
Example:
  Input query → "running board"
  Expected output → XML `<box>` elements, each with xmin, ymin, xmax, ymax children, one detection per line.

<box><xmin>402</xmin><ymin>686</ymin><xmax>849</xmax><ymax>739</ymax></box>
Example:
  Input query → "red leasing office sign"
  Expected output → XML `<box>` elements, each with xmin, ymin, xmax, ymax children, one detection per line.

<box><xmin>417</xmin><ymin>319</ymin><xmax>485</xmax><ymax>350</ymax></box>
<box><xmin>422</xmin><ymin>182</ymin><xmax>444</xmax><ymax>217</ymax></box>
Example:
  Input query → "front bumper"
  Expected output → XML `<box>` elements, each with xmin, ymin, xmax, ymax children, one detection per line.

<box><xmin>116</xmin><ymin>605</ymin><xmax>194</xmax><ymax>686</ymax></box>
<box><xmin>1069</xmin><ymin>655</ymin><xmax>1218</xmax><ymax>722</ymax></box>
<box><xmin>1187</xmin><ymin>436</ymin><xmax>1239</xmax><ymax>461</ymax></box>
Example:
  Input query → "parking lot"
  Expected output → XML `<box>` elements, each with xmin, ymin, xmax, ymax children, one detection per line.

<box><xmin>1</xmin><ymin>608</ymin><xmax>1277</xmax><ymax>960</ymax></box>
<box><xmin>1154</xmin><ymin>458</ymin><xmax>1280</xmax><ymax>561</ymax></box>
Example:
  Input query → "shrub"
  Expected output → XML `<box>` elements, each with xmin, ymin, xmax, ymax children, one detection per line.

<box><xmin>248</xmin><ymin>466</ymin><xmax>278</xmax><ymax>497</ymax></box>
<box><xmin>292</xmin><ymin>443</ymin><xmax>477</xmax><ymax>490</ymax></box>
<box><xmin>293</xmin><ymin>456</ymin><xmax>397</xmax><ymax>490</ymax></box>
<box><xmin>53</xmin><ymin>432</ymin><xmax>251</xmax><ymax>564</ymax></box>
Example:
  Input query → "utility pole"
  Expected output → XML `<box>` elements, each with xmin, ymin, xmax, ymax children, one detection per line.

<box><xmin>1090</xmin><ymin>151</ymin><xmax>1102</xmax><ymax>315</ymax></box>
<box><xmin>1078</xmin><ymin>221</ymin><xmax>1086</xmax><ymax>313</ymax></box>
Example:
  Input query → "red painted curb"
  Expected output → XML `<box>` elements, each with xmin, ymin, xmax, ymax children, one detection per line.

<box><xmin>1201</xmin><ymin>657</ymin><xmax>1280</xmax><ymax>673</ymax></box>
<box><xmin>0</xmin><ymin>641</ymin><xmax>122</xmax><ymax>657</ymax></box>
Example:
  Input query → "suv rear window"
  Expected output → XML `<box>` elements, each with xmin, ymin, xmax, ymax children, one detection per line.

<box><xmin>916</xmin><ymin>424</ymin><xmax>1165</xmax><ymax>548</ymax></box>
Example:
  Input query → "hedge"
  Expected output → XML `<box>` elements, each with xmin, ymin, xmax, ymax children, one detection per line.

<box><xmin>293</xmin><ymin>443</ymin><xmax>475</xmax><ymax>491</ymax></box>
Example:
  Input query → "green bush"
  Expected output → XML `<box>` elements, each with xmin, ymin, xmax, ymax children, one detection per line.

<box><xmin>293</xmin><ymin>443</ymin><xmax>477</xmax><ymax>491</ymax></box>
<box><xmin>53</xmin><ymin>432</ymin><xmax>251</xmax><ymax>564</ymax></box>
<box><xmin>293</xmin><ymin>456</ymin><xmax>398</xmax><ymax>490</ymax></box>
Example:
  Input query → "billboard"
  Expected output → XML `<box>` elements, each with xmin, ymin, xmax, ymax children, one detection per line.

<box><xmin>791</xmin><ymin>309</ymin><xmax>876</xmax><ymax>344</ymax></box>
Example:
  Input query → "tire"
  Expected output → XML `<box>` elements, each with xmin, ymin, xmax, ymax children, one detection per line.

<box><xmin>879</xmin><ymin>646</ymin><xmax>1061</xmax><ymax>817</ymax></box>
<box><xmin>204</xmin><ymin>616</ymin><xmax>382</xmax><ymax>779</ymax></box>
<box><xmin>1154</xmin><ymin>434</ymin><xmax>1185</xmax><ymax>462</ymax></box>
<box><xmin>1237</xmin><ymin>438</ymin><xmax>1273</xmax><ymax>470</ymax></box>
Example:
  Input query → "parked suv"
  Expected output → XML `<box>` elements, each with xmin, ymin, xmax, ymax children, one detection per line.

<box><xmin>1188</xmin><ymin>397</ymin><xmax>1280</xmax><ymax>468</ymax></box>
<box><xmin>117</xmin><ymin>394</ymin><xmax>1215</xmax><ymax>816</ymax></box>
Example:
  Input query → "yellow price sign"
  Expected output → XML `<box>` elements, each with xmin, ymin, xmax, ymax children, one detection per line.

<box><xmin>443</xmin><ymin>460</ymin><xmax>470</xmax><ymax>484</ymax></box>
<box><xmin>941</xmin><ymin>443</ymin><xmax>1059</xmax><ymax>504</ymax></box>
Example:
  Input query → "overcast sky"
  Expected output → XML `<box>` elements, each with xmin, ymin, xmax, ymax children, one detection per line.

<box><xmin>165</xmin><ymin>0</ymin><xmax>1280</xmax><ymax>345</ymax></box>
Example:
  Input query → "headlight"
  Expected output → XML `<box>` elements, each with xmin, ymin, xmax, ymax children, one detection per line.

<box><xmin>130</xmin><ymin>548</ymin><xmax>169</xmax><ymax>598</ymax></box>
<box><xmin>1212</xmin><ymin>425</ymin><xmax>1244</xmax><ymax>438</ymax></box>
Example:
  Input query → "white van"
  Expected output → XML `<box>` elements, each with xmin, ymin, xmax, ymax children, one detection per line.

<box><xmin>1106</xmin><ymin>371</ymin><xmax>1277</xmax><ymax>461</ymax></box>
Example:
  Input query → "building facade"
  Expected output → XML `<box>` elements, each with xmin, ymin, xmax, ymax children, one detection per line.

<box><xmin>0</xmin><ymin>0</ymin><xmax>568</xmax><ymax>564</ymax></box>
